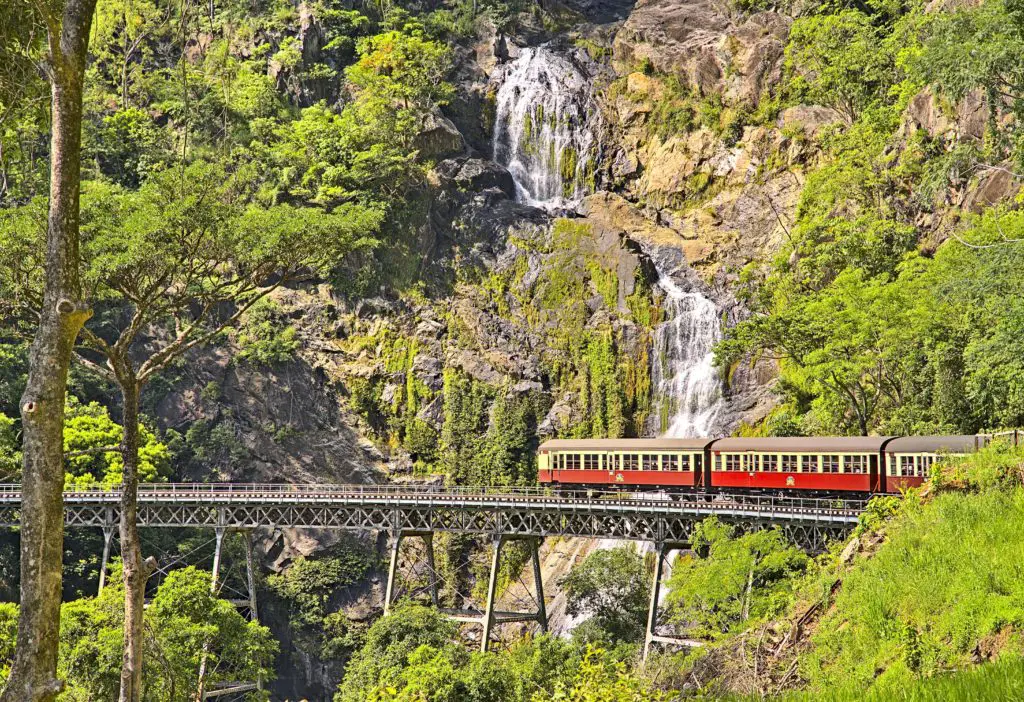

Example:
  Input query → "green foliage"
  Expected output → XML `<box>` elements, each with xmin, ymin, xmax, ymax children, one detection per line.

<box><xmin>439</xmin><ymin>369</ymin><xmax>545</xmax><ymax>486</ymax></box>
<box><xmin>0</xmin><ymin>601</ymin><xmax>16</xmax><ymax>686</ymax></box>
<box><xmin>266</xmin><ymin>540</ymin><xmax>377</xmax><ymax>659</ymax></box>
<box><xmin>335</xmin><ymin>603</ymin><xmax>461</xmax><ymax>702</ymax></box>
<box><xmin>909</xmin><ymin>0</ymin><xmax>1024</xmax><ymax>160</ymax></box>
<box><xmin>236</xmin><ymin>298</ymin><xmax>301</xmax><ymax>366</ymax></box>
<box><xmin>666</xmin><ymin>518</ymin><xmax>809</xmax><ymax>639</ymax></box>
<box><xmin>560</xmin><ymin>547</ymin><xmax>651</xmax><ymax>644</ymax></box>
<box><xmin>56</xmin><ymin>565</ymin><xmax>276</xmax><ymax>701</ymax></box>
<box><xmin>801</xmin><ymin>458</ymin><xmax>1024</xmax><ymax>692</ymax></box>
<box><xmin>63</xmin><ymin>399</ymin><xmax>170</xmax><ymax>487</ymax></box>
<box><xmin>780</xmin><ymin>654</ymin><xmax>1024</xmax><ymax>701</ymax></box>
<box><xmin>533</xmin><ymin>645</ymin><xmax>669</xmax><ymax>702</ymax></box>
<box><xmin>86</xmin><ymin>107</ymin><xmax>169</xmax><ymax>187</ymax></box>
<box><xmin>0</xmin><ymin>413</ymin><xmax>20</xmax><ymax>481</ymax></box>
<box><xmin>785</xmin><ymin>9</ymin><xmax>908</xmax><ymax>123</ymax></box>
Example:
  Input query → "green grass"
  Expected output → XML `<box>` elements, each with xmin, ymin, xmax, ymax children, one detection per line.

<box><xmin>779</xmin><ymin>655</ymin><xmax>1024</xmax><ymax>701</ymax></box>
<box><xmin>799</xmin><ymin>444</ymin><xmax>1024</xmax><ymax>694</ymax></box>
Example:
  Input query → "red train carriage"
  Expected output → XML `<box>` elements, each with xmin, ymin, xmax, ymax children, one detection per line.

<box><xmin>709</xmin><ymin>437</ymin><xmax>890</xmax><ymax>494</ymax></box>
<box><xmin>537</xmin><ymin>438</ymin><xmax>713</xmax><ymax>489</ymax></box>
<box><xmin>884</xmin><ymin>435</ymin><xmax>988</xmax><ymax>492</ymax></box>
<box><xmin>538</xmin><ymin>434</ymin><xmax>1003</xmax><ymax>496</ymax></box>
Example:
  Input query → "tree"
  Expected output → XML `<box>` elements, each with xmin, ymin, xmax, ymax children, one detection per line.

<box><xmin>532</xmin><ymin>646</ymin><xmax>668</xmax><ymax>702</ymax></box>
<box><xmin>785</xmin><ymin>9</ymin><xmax>903</xmax><ymax>123</ymax></box>
<box><xmin>54</xmin><ymin>565</ymin><xmax>276</xmax><ymax>700</ymax></box>
<box><xmin>665</xmin><ymin>518</ymin><xmax>808</xmax><ymax>639</ymax></box>
<box><xmin>78</xmin><ymin>164</ymin><xmax>376</xmax><ymax>702</ymax></box>
<box><xmin>559</xmin><ymin>546</ymin><xmax>651</xmax><ymax>643</ymax></box>
<box><xmin>0</xmin><ymin>160</ymin><xmax>381</xmax><ymax>701</ymax></box>
<box><xmin>63</xmin><ymin>399</ymin><xmax>169</xmax><ymax>487</ymax></box>
<box><xmin>336</xmin><ymin>603</ymin><xmax>460</xmax><ymax>702</ymax></box>
<box><xmin>910</xmin><ymin>0</ymin><xmax>1024</xmax><ymax>135</ymax></box>
<box><xmin>0</xmin><ymin>0</ymin><xmax>100</xmax><ymax>699</ymax></box>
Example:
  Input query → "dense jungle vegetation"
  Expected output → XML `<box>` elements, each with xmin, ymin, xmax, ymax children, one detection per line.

<box><xmin>3</xmin><ymin>0</ymin><xmax>1024</xmax><ymax>695</ymax></box>
<box><xmin>719</xmin><ymin>0</ymin><xmax>1024</xmax><ymax>437</ymax></box>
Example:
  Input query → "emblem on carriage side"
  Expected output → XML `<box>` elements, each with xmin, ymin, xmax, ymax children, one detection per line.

<box><xmin>786</xmin><ymin>476</ymin><xmax>795</xmax><ymax>486</ymax></box>
<box><xmin>615</xmin><ymin>473</ymin><xmax>624</xmax><ymax>482</ymax></box>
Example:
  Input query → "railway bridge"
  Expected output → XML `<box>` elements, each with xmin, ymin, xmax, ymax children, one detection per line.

<box><xmin>0</xmin><ymin>483</ymin><xmax>866</xmax><ymax>672</ymax></box>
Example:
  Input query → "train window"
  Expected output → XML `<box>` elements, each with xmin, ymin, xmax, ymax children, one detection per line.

<box><xmin>923</xmin><ymin>455</ymin><xmax>937</xmax><ymax>475</ymax></box>
<box><xmin>621</xmin><ymin>454</ymin><xmax>639</xmax><ymax>471</ymax></box>
<box><xmin>898</xmin><ymin>456</ymin><xmax>914</xmax><ymax>477</ymax></box>
<box><xmin>642</xmin><ymin>454</ymin><xmax>658</xmax><ymax>471</ymax></box>
<box><xmin>583</xmin><ymin>454</ymin><xmax>600</xmax><ymax>471</ymax></box>
<box><xmin>664</xmin><ymin>455</ymin><xmax>680</xmax><ymax>472</ymax></box>
<box><xmin>781</xmin><ymin>454</ymin><xmax>799</xmax><ymax>472</ymax></box>
<box><xmin>762</xmin><ymin>455</ymin><xmax>779</xmax><ymax>472</ymax></box>
<box><xmin>724</xmin><ymin>454</ymin><xmax>742</xmax><ymax>471</ymax></box>
<box><xmin>822</xmin><ymin>455</ymin><xmax>840</xmax><ymax>473</ymax></box>
<box><xmin>846</xmin><ymin>455</ymin><xmax>868</xmax><ymax>474</ymax></box>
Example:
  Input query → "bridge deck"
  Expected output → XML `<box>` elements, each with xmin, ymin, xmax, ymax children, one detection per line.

<box><xmin>0</xmin><ymin>483</ymin><xmax>865</xmax><ymax>550</ymax></box>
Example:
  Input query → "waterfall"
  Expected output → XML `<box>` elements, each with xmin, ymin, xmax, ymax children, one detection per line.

<box><xmin>652</xmin><ymin>275</ymin><xmax>725</xmax><ymax>438</ymax></box>
<box><xmin>492</xmin><ymin>46</ymin><xmax>598</xmax><ymax>211</ymax></box>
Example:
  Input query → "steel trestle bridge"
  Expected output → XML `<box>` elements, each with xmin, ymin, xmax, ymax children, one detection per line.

<box><xmin>0</xmin><ymin>483</ymin><xmax>867</xmax><ymax>675</ymax></box>
<box><xmin>0</xmin><ymin>482</ymin><xmax>864</xmax><ymax>543</ymax></box>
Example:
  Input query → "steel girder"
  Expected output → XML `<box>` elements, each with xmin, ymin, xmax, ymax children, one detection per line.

<box><xmin>0</xmin><ymin>500</ymin><xmax>856</xmax><ymax>551</ymax></box>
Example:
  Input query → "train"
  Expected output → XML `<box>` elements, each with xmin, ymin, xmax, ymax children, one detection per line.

<box><xmin>536</xmin><ymin>435</ymin><xmax>999</xmax><ymax>496</ymax></box>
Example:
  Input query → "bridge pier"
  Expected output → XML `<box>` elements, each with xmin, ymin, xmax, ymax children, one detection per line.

<box><xmin>643</xmin><ymin>541</ymin><xmax>701</xmax><ymax>664</ymax></box>
<box><xmin>210</xmin><ymin>526</ymin><xmax>226</xmax><ymax>594</ymax></box>
<box><xmin>445</xmin><ymin>535</ymin><xmax>548</xmax><ymax>653</ymax></box>
<box><xmin>383</xmin><ymin>531</ymin><xmax>548</xmax><ymax>652</ymax></box>
<box><xmin>384</xmin><ymin>530</ymin><xmax>439</xmax><ymax>616</ymax></box>
<box><xmin>97</xmin><ymin>524</ymin><xmax>115</xmax><ymax>596</ymax></box>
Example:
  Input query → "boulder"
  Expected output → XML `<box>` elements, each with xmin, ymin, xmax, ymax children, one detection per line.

<box><xmin>435</xmin><ymin>157</ymin><xmax>517</xmax><ymax>199</ymax></box>
<box><xmin>415</xmin><ymin>112</ymin><xmax>468</xmax><ymax>161</ymax></box>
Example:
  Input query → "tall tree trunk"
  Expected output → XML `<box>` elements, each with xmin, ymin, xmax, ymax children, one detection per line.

<box><xmin>1</xmin><ymin>2</ymin><xmax>97</xmax><ymax>700</ymax></box>
<box><xmin>117</xmin><ymin>376</ymin><xmax>147</xmax><ymax>702</ymax></box>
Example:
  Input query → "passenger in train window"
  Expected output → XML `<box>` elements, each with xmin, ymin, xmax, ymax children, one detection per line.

<box><xmin>642</xmin><ymin>454</ymin><xmax>658</xmax><ymax>471</ymax></box>
<box><xmin>846</xmin><ymin>455</ymin><xmax>868</xmax><ymax>474</ymax></box>
<box><xmin>823</xmin><ymin>455</ymin><xmax>840</xmax><ymax>473</ymax></box>
<box><xmin>762</xmin><ymin>455</ymin><xmax>779</xmax><ymax>472</ymax></box>
<box><xmin>781</xmin><ymin>454</ymin><xmax>799</xmax><ymax>472</ymax></box>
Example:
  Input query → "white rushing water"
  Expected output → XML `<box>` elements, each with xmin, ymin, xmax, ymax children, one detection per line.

<box><xmin>652</xmin><ymin>275</ymin><xmax>725</xmax><ymax>438</ymax></box>
<box><xmin>492</xmin><ymin>46</ymin><xmax>597</xmax><ymax>211</ymax></box>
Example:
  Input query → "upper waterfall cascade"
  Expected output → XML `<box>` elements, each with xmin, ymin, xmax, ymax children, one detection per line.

<box><xmin>652</xmin><ymin>275</ymin><xmax>726</xmax><ymax>438</ymax></box>
<box><xmin>492</xmin><ymin>46</ymin><xmax>598</xmax><ymax>211</ymax></box>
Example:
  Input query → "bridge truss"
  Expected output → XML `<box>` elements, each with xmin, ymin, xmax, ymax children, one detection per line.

<box><xmin>0</xmin><ymin>484</ymin><xmax>866</xmax><ymax>663</ymax></box>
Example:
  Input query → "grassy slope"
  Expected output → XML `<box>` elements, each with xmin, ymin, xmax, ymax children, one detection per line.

<box><xmin>790</xmin><ymin>445</ymin><xmax>1024</xmax><ymax>698</ymax></box>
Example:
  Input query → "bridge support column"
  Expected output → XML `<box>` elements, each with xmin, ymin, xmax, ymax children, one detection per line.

<box><xmin>530</xmin><ymin>538</ymin><xmax>547</xmax><ymax>633</ymax></box>
<box><xmin>643</xmin><ymin>542</ymin><xmax>697</xmax><ymax>664</ymax></box>
<box><xmin>384</xmin><ymin>530</ymin><xmax>439</xmax><ymax>616</ymax></box>
<box><xmin>480</xmin><ymin>535</ymin><xmax>503</xmax><ymax>653</ymax></box>
<box><xmin>97</xmin><ymin>524</ymin><xmax>114</xmax><ymax>596</ymax></box>
<box><xmin>211</xmin><ymin>526</ymin><xmax>226</xmax><ymax>594</ymax></box>
<box><xmin>472</xmin><ymin>536</ymin><xmax>546</xmax><ymax>652</ymax></box>
<box><xmin>244</xmin><ymin>530</ymin><xmax>259</xmax><ymax>621</ymax></box>
<box><xmin>243</xmin><ymin>530</ymin><xmax>263</xmax><ymax>691</ymax></box>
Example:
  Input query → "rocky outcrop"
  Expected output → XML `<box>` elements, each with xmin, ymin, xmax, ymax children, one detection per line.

<box><xmin>613</xmin><ymin>0</ymin><xmax>789</xmax><ymax>104</ymax></box>
<box><xmin>153</xmin><ymin>335</ymin><xmax>384</xmax><ymax>485</ymax></box>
